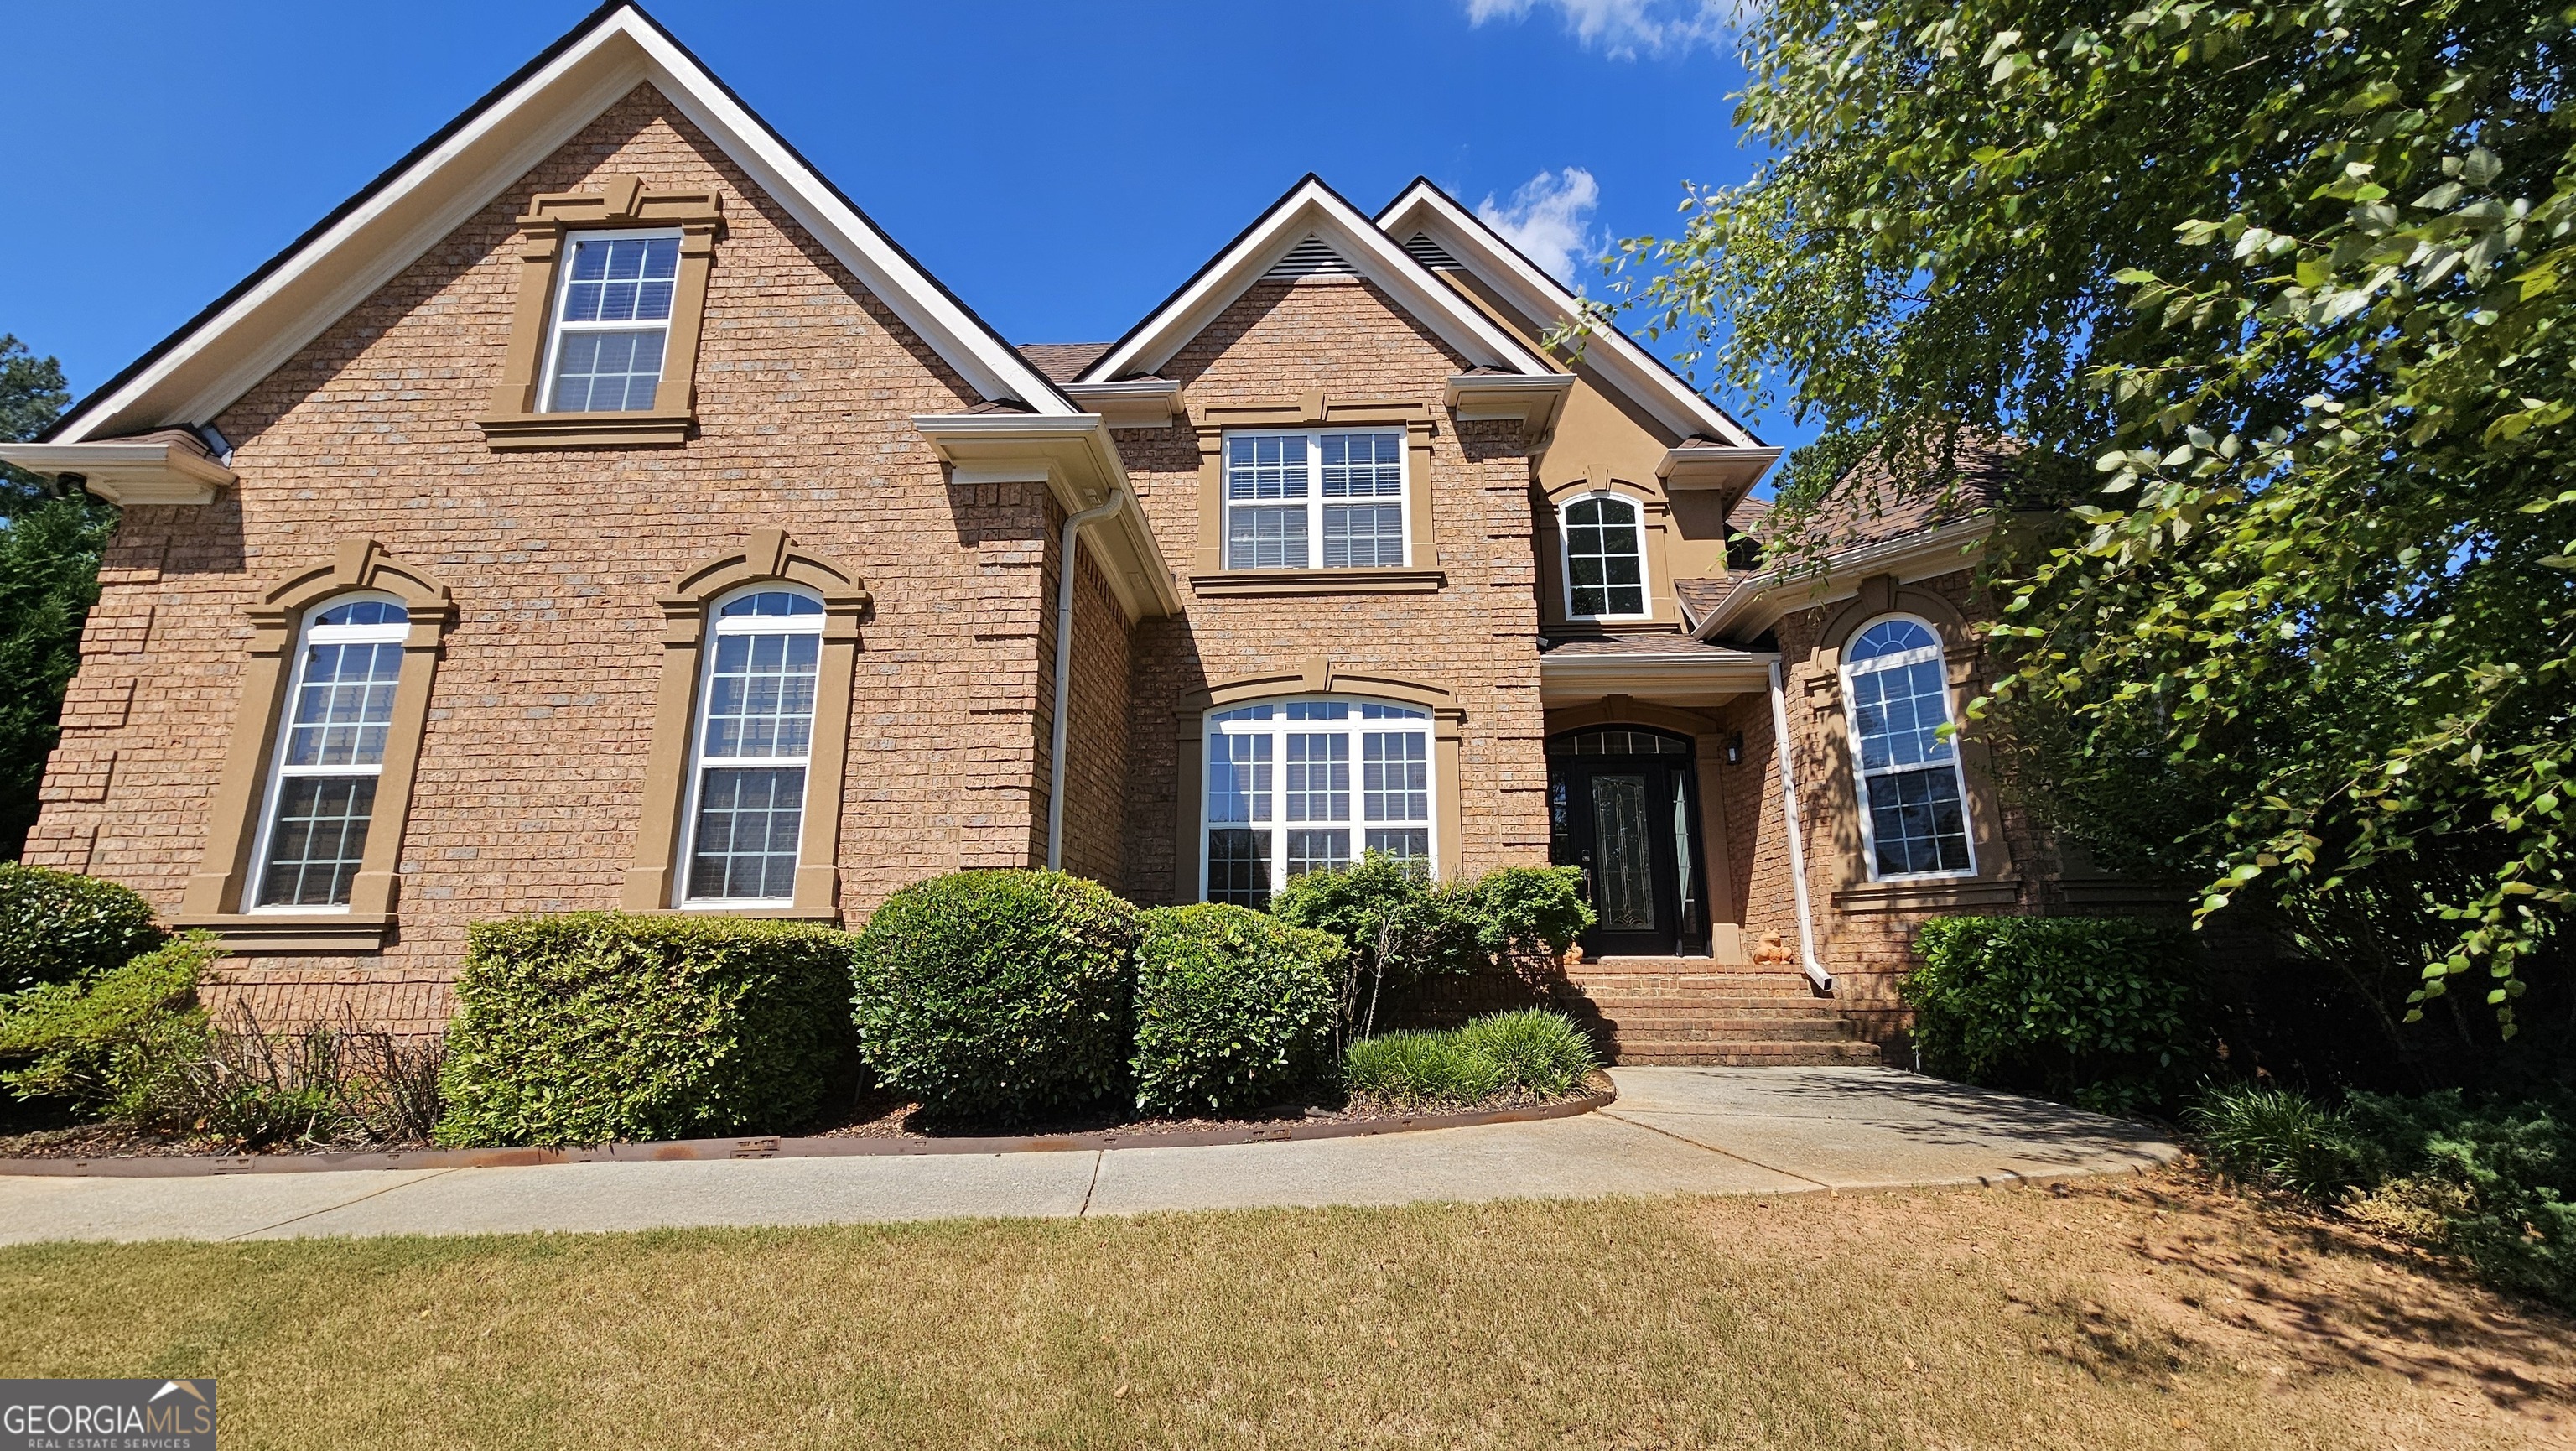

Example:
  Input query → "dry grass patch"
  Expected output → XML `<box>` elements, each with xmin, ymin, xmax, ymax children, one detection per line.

<box><xmin>0</xmin><ymin>1170</ymin><xmax>2567</xmax><ymax>1448</ymax></box>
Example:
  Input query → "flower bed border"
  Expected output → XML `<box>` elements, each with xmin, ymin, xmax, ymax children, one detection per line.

<box><xmin>0</xmin><ymin>1085</ymin><xmax>1616</xmax><ymax>1178</ymax></box>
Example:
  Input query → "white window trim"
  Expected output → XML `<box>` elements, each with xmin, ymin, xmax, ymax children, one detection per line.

<box><xmin>1559</xmin><ymin>491</ymin><xmax>1654</xmax><ymax>622</ymax></box>
<box><xmin>247</xmin><ymin>592</ymin><xmax>408</xmax><ymax>914</ymax></box>
<box><xmin>1197</xmin><ymin>694</ymin><xmax>1438</xmax><ymax>903</ymax></box>
<box><xmin>537</xmin><ymin>226</ymin><xmax>683</xmax><ymax>416</ymax></box>
<box><xmin>1220</xmin><ymin>428</ymin><xmax>1411</xmax><ymax>571</ymax></box>
<box><xmin>1841</xmin><ymin>612</ymin><xmax>1979</xmax><ymax>882</ymax></box>
<box><xmin>676</xmin><ymin>585</ymin><xmax>826</xmax><ymax>908</ymax></box>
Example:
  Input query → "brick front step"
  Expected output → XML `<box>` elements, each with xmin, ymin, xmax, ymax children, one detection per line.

<box><xmin>1613</xmin><ymin>1041</ymin><xmax>1885</xmax><ymax>1066</ymax></box>
<box><xmin>1545</xmin><ymin>958</ymin><xmax>1877</xmax><ymax>1068</ymax></box>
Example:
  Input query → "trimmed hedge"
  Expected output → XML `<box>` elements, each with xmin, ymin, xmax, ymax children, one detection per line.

<box><xmin>1905</xmin><ymin>915</ymin><xmax>2207</xmax><ymax>1114</ymax></box>
<box><xmin>0</xmin><ymin>862</ymin><xmax>165</xmax><ymax>996</ymax></box>
<box><xmin>434</xmin><ymin>913</ymin><xmax>857</xmax><ymax>1147</ymax></box>
<box><xmin>1460</xmin><ymin>866</ymin><xmax>1593</xmax><ymax>964</ymax></box>
<box><xmin>1131</xmin><ymin>903</ymin><xmax>1343</xmax><ymax>1116</ymax></box>
<box><xmin>849</xmin><ymin>870</ymin><xmax>1138</xmax><ymax>1120</ymax></box>
<box><xmin>0</xmin><ymin>932</ymin><xmax>217</xmax><ymax>1111</ymax></box>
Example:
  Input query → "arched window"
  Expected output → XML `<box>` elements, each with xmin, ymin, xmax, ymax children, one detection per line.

<box><xmin>1202</xmin><ymin>696</ymin><xmax>1435</xmax><ymax>907</ymax></box>
<box><xmin>681</xmin><ymin>587</ymin><xmax>826</xmax><ymax>903</ymax></box>
<box><xmin>1562</xmin><ymin>494</ymin><xmax>1648</xmax><ymax>619</ymax></box>
<box><xmin>250</xmin><ymin>595</ymin><xmax>409</xmax><ymax>909</ymax></box>
<box><xmin>1841</xmin><ymin>616</ymin><xmax>1976</xmax><ymax>879</ymax></box>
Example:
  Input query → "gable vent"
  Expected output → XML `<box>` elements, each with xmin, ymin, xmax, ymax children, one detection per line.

<box><xmin>1263</xmin><ymin>236</ymin><xmax>1358</xmax><ymax>279</ymax></box>
<box><xmin>1404</xmin><ymin>232</ymin><xmax>1462</xmax><ymax>269</ymax></box>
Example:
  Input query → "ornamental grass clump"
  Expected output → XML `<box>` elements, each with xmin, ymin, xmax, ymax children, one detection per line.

<box><xmin>435</xmin><ymin>913</ymin><xmax>856</xmax><ymax>1147</ymax></box>
<box><xmin>1454</xmin><ymin>1008</ymin><xmax>1600</xmax><ymax>1097</ymax></box>
<box><xmin>849</xmin><ymin>870</ymin><xmax>1138</xmax><ymax>1121</ymax></box>
<box><xmin>1343</xmin><ymin>1009</ymin><xmax>1598</xmax><ymax>1108</ymax></box>
<box><xmin>1130</xmin><ymin>903</ymin><xmax>1343</xmax><ymax>1117</ymax></box>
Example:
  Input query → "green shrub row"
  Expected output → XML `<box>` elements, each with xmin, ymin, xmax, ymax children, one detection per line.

<box><xmin>0</xmin><ymin>933</ymin><xmax>218</xmax><ymax>1111</ymax></box>
<box><xmin>1343</xmin><ymin>1010</ymin><xmax>1600</xmax><ymax>1108</ymax></box>
<box><xmin>1903</xmin><ymin>914</ymin><xmax>2209</xmax><ymax>1114</ymax></box>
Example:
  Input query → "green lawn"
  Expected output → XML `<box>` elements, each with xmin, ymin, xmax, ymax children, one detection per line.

<box><xmin>0</xmin><ymin>1173</ymin><xmax>2566</xmax><ymax>1448</ymax></box>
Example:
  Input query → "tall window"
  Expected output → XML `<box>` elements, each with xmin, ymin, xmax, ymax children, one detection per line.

<box><xmin>252</xmin><ymin>595</ymin><xmax>408</xmax><ymax>909</ymax></box>
<box><xmin>541</xmin><ymin>230</ymin><xmax>680</xmax><ymax>413</ymax></box>
<box><xmin>1562</xmin><ymin>494</ymin><xmax>1648</xmax><ymax>618</ymax></box>
<box><xmin>1223</xmin><ymin>430</ymin><xmax>1407</xmax><ymax>569</ymax></box>
<box><xmin>682</xmin><ymin>588</ymin><xmax>823</xmax><ymax>903</ymax></box>
<box><xmin>1203</xmin><ymin>697</ymin><xmax>1434</xmax><ymax>907</ymax></box>
<box><xmin>1842</xmin><ymin>616</ymin><xmax>1976</xmax><ymax>878</ymax></box>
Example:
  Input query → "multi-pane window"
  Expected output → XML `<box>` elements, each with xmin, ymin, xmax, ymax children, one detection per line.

<box><xmin>542</xmin><ymin>230</ymin><xmax>681</xmax><ymax>413</ymax></box>
<box><xmin>1563</xmin><ymin>495</ymin><xmax>1648</xmax><ymax>618</ymax></box>
<box><xmin>1223</xmin><ymin>430</ymin><xmax>1407</xmax><ymax>570</ymax></box>
<box><xmin>1842</xmin><ymin>616</ymin><xmax>1976</xmax><ymax>878</ymax></box>
<box><xmin>682</xmin><ymin>589</ymin><xmax>823</xmax><ymax>903</ymax></box>
<box><xmin>253</xmin><ymin>595</ymin><xmax>408</xmax><ymax>909</ymax></box>
<box><xmin>1203</xmin><ymin>698</ymin><xmax>1433</xmax><ymax>906</ymax></box>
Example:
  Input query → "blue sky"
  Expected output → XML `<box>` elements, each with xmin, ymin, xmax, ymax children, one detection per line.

<box><xmin>4</xmin><ymin>0</ymin><xmax>1801</xmax><ymax>445</ymax></box>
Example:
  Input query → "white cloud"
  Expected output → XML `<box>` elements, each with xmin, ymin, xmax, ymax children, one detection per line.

<box><xmin>1462</xmin><ymin>0</ymin><xmax>1742</xmax><ymax>59</ymax></box>
<box><xmin>1478</xmin><ymin>168</ymin><xmax>1602</xmax><ymax>287</ymax></box>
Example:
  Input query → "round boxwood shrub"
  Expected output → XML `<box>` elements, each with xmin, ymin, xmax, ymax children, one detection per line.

<box><xmin>0</xmin><ymin>863</ymin><xmax>166</xmax><ymax>996</ymax></box>
<box><xmin>434</xmin><ymin>913</ymin><xmax>858</xmax><ymax>1147</ymax></box>
<box><xmin>1131</xmin><ymin>903</ymin><xmax>1344</xmax><ymax>1117</ymax></box>
<box><xmin>849</xmin><ymin>870</ymin><xmax>1138</xmax><ymax>1121</ymax></box>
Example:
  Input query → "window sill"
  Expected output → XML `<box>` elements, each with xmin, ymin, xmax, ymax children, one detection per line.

<box><xmin>1188</xmin><ymin>568</ymin><xmax>1446</xmax><ymax>597</ymax></box>
<box><xmin>170</xmin><ymin>913</ymin><xmax>395</xmax><ymax>954</ymax></box>
<box><xmin>477</xmin><ymin>410</ymin><xmax>693</xmax><ymax>450</ymax></box>
<box><xmin>1830</xmin><ymin>876</ymin><xmax>2022</xmax><ymax>914</ymax></box>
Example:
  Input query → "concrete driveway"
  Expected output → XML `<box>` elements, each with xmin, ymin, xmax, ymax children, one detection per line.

<box><xmin>0</xmin><ymin>1068</ymin><xmax>2178</xmax><ymax>1244</ymax></box>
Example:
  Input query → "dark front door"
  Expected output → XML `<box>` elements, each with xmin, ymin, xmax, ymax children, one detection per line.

<box><xmin>1547</xmin><ymin>727</ymin><xmax>1708</xmax><ymax>959</ymax></box>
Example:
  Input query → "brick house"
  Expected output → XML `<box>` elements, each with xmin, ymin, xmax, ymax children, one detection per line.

<box><xmin>3</xmin><ymin>5</ymin><xmax>2116</xmax><ymax>1064</ymax></box>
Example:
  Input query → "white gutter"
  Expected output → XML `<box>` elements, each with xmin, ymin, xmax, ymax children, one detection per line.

<box><xmin>1045</xmin><ymin>491</ymin><xmax>1128</xmax><ymax>871</ymax></box>
<box><xmin>1767</xmin><ymin>657</ymin><xmax>1833</xmax><ymax>995</ymax></box>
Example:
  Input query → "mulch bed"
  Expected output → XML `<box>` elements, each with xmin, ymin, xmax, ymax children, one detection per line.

<box><xmin>0</xmin><ymin>1074</ymin><xmax>1616</xmax><ymax>1171</ymax></box>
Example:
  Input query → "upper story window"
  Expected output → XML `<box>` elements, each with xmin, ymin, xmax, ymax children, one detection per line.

<box><xmin>542</xmin><ymin>230</ymin><xmax>681</xmax><ymax>413</ymax></box>
<box><xmin>1841</xmin><ymin>616</ymin><xmax>1976</xmax><ymax>880</ymax></box>
<box><xmin>682</xmin><ymin>587</ymin><xmax>825</xmax><ymax>904</ymax></box>
<box><xmin>1562</xmin><ymin>494</ymin><xmax>1649</xmax><ymax>619</ymax></box>
<box><xmin>1202</xmin><ymin>697</ymin><xmax>1434</xmax><ymax>907</ymax></box>
<box><xmin>252</xmin><ymin>595</ymin><xmax>408</xmax><ymax>910</ymax></box>
<box><xmin>1224</xmin><ymin>430</ymin><xmax>1408</xmax><ymax>570</ymax></box>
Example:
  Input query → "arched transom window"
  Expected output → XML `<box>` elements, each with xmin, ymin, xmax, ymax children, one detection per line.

<box><xmin>252</xmin><ymin>595</ymin><xmax>408</xmax><ymax>909</ymax></box>
<box><xmin>1562</xmin><ymin>494</ymin><xmax>1648</xmax><ymax>619</ymax></box>
<box><xmin>681</xmin><ymin>587</ymin><xmax>824</xmax><ymax>904</ymax></box>
<box><xmin>1841</xmin><ymin>616</ymin><xmax>1976</xmax><ymax>879</ymax></box>
<box><xmin>1203</xmin><ymin>697</ymin><xmax>1435</xmax><ymax>907</ymax></box>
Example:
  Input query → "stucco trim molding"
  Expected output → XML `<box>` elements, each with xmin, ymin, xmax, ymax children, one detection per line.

<box><xmin>476</xmin><ymin>174</ymin><xmax>724</xmax><ymax>450</ymax></box>
<box><xmin>1170</xmin><ymin>662</ymin><xmax>1467</xmax><ymax>902</ymax></box>
<box><xmin>175</xmin><ymin>538</ymin><xmax>458</xmax><ymax>952</ymax></box>
<box><xmin>619</xmin><ymin>528</ymin><xmax>869</xmax><ymax>918</ymax></box>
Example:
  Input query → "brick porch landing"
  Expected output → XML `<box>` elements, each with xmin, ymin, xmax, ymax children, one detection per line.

<box><xmin>1559</xmin><ymin>957</ymin><xmax>1881</xmax><ymax>1067</ymax></box>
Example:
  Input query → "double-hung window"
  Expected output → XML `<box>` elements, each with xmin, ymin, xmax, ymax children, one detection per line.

<box><xmin>682</xmin><ymin>588</ymin><xmax>824</xmax><ymax>904</ymax></box>
<box><xmin>252</xmin><ymin>596</ymin><xmax>408</xmax><ymax>909</ymax></box>
<box><xmin>541</xmin><ymin>229</ymin><xmax>681</xmax><ymax>413</ymax></box>
<box><xmin>1223</xmin><ymin>430</ymin><xmax>1407</xmax><ymax>569</ymax></box>
<box><xmin>1562</xmin><ymin>494</ymin><xmax>1649</xmax><ymax>619</ymax></box>
<box><xmin>1842</xmin><ymin>616</ymin><xmax>1976</xmax><ymax>878</ymax></box>
<box><xmin>1202</xmin><ymin>698</ymin><xmax>1434</xmax><ymax>907</ymax></box>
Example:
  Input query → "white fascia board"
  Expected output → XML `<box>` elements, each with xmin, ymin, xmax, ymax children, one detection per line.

<box><xmin>1376</xmin><ymin>181</ymin><xmax>1764</xmax><ymax>450</ymax></box>
<box><xmin>911</xmin><ymin>413</ymin><xmax>1183</xmax><ymax>617</ymax></box>
<box><xmin>1690</xmin><ymin>517</ymin><xmax>1999</xmax><ymax>643</ymax></box>
<box><xmin>1078</xmin><ymin>179</ymin><xmax>1560</xmax><ymax>386</ymax></box>
<box><xmin>57</xmin><ymin>7</ymin><xmax>1067</xmax><ymax>444</ymax></box>
<box><xmin>1537</xmin><ymin>650</ymin><xmax>1775</xmax><ymax>704</ymax></box>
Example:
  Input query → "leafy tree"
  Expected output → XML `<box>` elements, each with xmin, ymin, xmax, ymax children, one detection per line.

<box><xmin>0</xmin><ymin>335</ymin><xmax>110</xmax><ymax>860</ymax></box>
<box><xmin>1596</xmin><ymin>0</ymin><xmax>2573</xmax><ymax>1047</ymax></box>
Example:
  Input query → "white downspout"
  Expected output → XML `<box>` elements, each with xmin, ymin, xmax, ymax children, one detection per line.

<box><xmin>1045</xmin><ymin>491</ymin><xmax>1127</xmax><ymax>871</ymax></box>
<box><xmin>1767</xmin><ymin>657</ymin><xmax>1834</xmax><ymax>995</ymax></box>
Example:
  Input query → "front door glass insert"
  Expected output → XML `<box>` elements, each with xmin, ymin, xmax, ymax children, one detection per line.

<box><xmin>1590</xmin><ymin>772</ymin><xmax>1656</xmax><ymax>931</ymax></box>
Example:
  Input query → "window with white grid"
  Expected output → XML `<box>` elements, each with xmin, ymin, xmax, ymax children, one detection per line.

<box><xmin>1202</xmin><ymin>698</ymin><xmax>1433</xmax><ymax>905</ymax></box>
<box><xmin>1223</xmin><ymin>429</ymin><xmax>1407</xmax><ymax>570</ymax></box>
<box><xmin>1562</xmin><ymin>493</ymin><xmax>1649</xmax><ymax>619</ymax></box>
<box><xmin>252</xmin><ymin>595</ymin><xmax>408</xmax><ymax>909</ymax></box>
<box><xmin>1841</xmin><ymin>616</ymin><xmax>1977</xmax><ymax>880</ymax></box>
<box><xmin>541</xmin><ymin>229</ymin><xmax>681</xmax><ymax>413</ymax></box>
<box><xmin>681</xmin><ymin>588</ymin><xmax>824</xmax><ymax>903</ymax></box>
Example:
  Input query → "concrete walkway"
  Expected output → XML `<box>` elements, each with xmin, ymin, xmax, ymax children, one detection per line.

<box><xmin>0</xmin><ymin>1068</ymin><xmax>2177</xmax><ymax>1244</ymax></box>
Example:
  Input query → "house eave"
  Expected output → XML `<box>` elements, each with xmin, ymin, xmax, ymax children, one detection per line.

<box><xmin>1062</xmin><ymin>378</ymin><xmax>1186</xmax><ymax>429</ymax></box>
<box><xmin>910</xmin><ymin>413</ymin><xmax>1184</xmax><ymax>621</ymax></box>
<box><xmin>1537</xmin><ymin>650</ymin><xmax>1778</xmax><ymax>706</ymax></box>
<box><xmin>1690</xmin><ymin>516</ymin><xmax>2003</xmax><ymax>644</ymax></box>
<box><xmin>1443</xmin><ymin>372</ymin><xmax>1573</xmax><ymax>433</ymax></box>
<box><xmin>0</xmin><ymin>439</ymin><xmax>236</xmax><ymax>506</ymax></box>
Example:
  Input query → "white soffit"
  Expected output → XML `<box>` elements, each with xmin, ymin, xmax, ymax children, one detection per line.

<box><xmin>1374</xmin><ymin>179</ymin><xmax>1764</xmax><ymax>450</ymax></box>
<box><xmin>51</xmin><ymin>3</ymin><xmax>1072</xmax><ymax>443</ymax></box>
<box><xmin>1077</xmin><ymin>176</ymin><xmax>1561</xmax><ymax>386</ymax></box>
